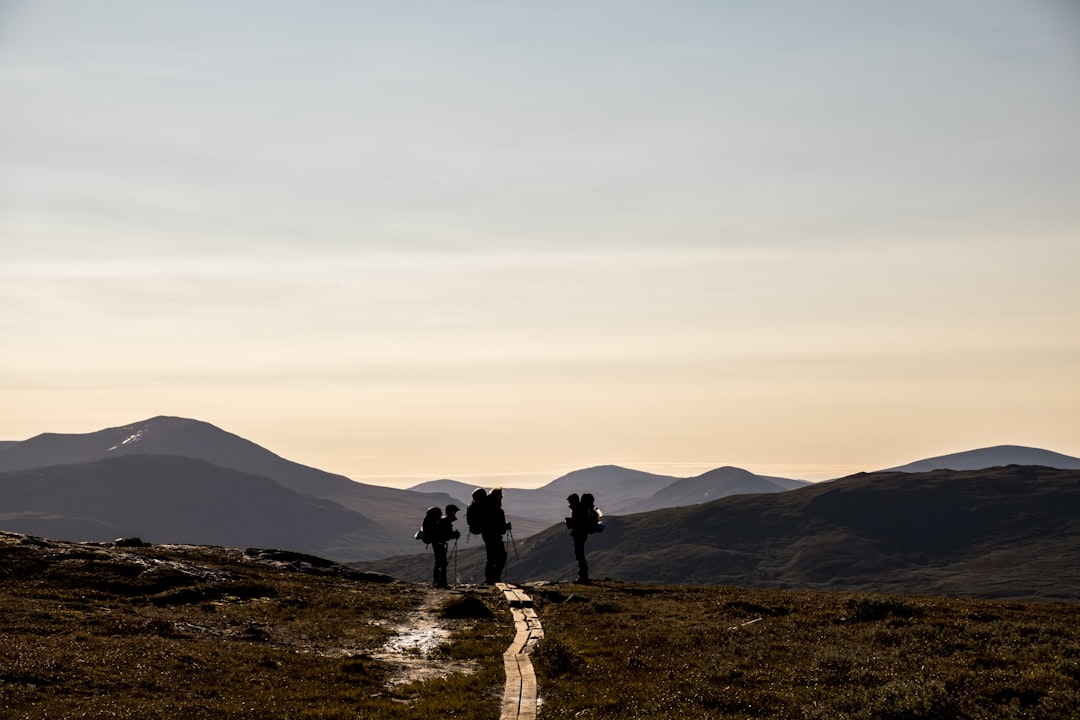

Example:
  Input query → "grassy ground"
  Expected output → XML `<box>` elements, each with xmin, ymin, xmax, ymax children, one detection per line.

<box><xmin>0</xmin><ymin>539</ymin><xmax>511</xmax><ymax>720</ymax></box>
<box><xmin>5</xmin><ymin>534</ymin><xmax>1080</xmax><ymax>720</ymax></box>
<box><xmin>530</xmin><ymin>581</ymin><xmax>1080</xmax><ymax>720</ymax></box>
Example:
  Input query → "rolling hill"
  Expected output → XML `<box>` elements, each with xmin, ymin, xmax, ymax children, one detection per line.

<box><xmin>0</xmin><ymin>454</ymin><xmax>379</xmax><ymax>558</ymax></box>
<box><xmin>0</xmin><ymin>418</ymin><xmax>811</xmax><ymax>553</ymax></box>
<box><xmin>619</xmin><ymin>466</ymin><xmax>804</xmax><ymax>514</ymax></box>
<box><xmin>6</xmin><ymin>416</ymin><xmax>1079</xmax><ymax>579</ymax></box>
<box><xmin>409</xmin><ymin>464</ymin><xmax>810</xmax><ymax>525</ymax></box>
<box><xmin>364</xmin><ymin>465</ymin><xmax>1080</xmax><ymax>600</ymax></box>
<box><xmin>0</xmin><ymin>415</ymin><xmax>402</xmax><ymax>498</ymax></box>
<box><xmin>0</xmin><ymin>417</ymin><xmax>461</xmax><ymax>560</ymax></box>
<box><xmin>885</xmin><ymin>445</ymin><xmax>1080</xmax><ymax>473</ymax></box>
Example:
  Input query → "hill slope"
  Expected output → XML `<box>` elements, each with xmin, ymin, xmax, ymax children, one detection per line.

<box><xmin>621</xmin><ymin>466</ymin><xmax>797</xmax><ymax>513</ymax></box>
<box><xmin>0</xmin><ymin>417</ymin><xmax>460</xmax><ymax>558</ymax></box>
<box><xmin>0</xmin><ymin>454</ymin><xmax>398</xmax><ymax>559</ymax></box>
<box><xmin>885</xmin><ymin>445</ymin><xmax>1080</xmax><ymax>472</ymax></box>
<box><xmin>366</xmin><ymin>465</ymin><xmax>1080</xmax><ymax>600</ymax></box>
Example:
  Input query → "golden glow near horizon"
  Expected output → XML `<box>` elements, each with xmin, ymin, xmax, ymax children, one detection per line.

<box><xmin>2</xmin><ymin>2</ymin><xmax>1078</xmax><ymax>489</ymax></box>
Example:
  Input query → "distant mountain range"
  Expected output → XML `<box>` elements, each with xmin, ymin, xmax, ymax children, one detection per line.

<box><xmin>364</xmin><ymin>465</ymin><xmax>1080</xmax><ymax>601</ymax></box>
<box><xmin>2</xmin><ymin>417</ymin><xmax>1078</xmax><ymax>577</ymax></box>
<box><xmin>0</xmin><ymin>417</ymin><xmax>462</xmax><ymax>561</ymax></box>
<box><xmin>0</xmin><ymin>416</ymin><xmax>813</xmax><ymax>559</ymax></box>
<box><xmin>409</xmin><ymin>465</ymin><xmax>809</xmax><ymax>525</ymax></box>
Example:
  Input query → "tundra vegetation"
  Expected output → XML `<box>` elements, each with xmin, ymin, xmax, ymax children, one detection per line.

<box><xmin>532</xmin><ymin>582</ymin><xmax>1080</xmax><ymax>719</ymax></box>
<box><xmin>2</xmin><ymin>534</ymin><xmax>1079</xmax><ymax>719</ymax></box>
<box><xmin>0</xmin><ymin>536</ymin><xmax>509</xmax><ymax>720</ymax></box>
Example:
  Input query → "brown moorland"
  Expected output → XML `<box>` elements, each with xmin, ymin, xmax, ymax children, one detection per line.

<box><xmin>3</xmin><ymin>532</ymin><xmax>1079</xmax><ymax>719</ymax></box>
<box><xmin>0</xmin><ymin>532</ymin><xmax>510</xmax><ymax>720</ymax></box>
<box><xmin>531</xmin><ymin>581</ymin><xmax>1080</xmax><ymax>719</ymax></box>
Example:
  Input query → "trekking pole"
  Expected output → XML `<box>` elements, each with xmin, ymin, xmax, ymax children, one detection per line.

<box><xmin>508</xmin><ymin>528</ymin><xmax>520</xmax><ymax>564</ymax></box>
<box><xmin>452</xmin><ymin>538</ymin><xmax>459</xmax><ymax>585</ymax></box>
<box><xmin>494</xmin><ymin>531</ymin><xmax>508</xmax><ymax>583</ymax></box>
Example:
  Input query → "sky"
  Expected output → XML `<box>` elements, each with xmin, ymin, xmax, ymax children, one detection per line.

<box><xmin>2</xmin><ymin>1</ymin><xmax>1078</xmax><ymax>489</ymax></box>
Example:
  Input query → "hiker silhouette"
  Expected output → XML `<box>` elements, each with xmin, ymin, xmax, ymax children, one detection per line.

<box><xmin>479</xmin><ymin>487</ymin><xmax>511</xmax><ymax>584</ymax></box>
<box><xmin>566</xmin><ymin>492</ymin><xmax>601</xmax><ymax>584</ymax></box>
<box><xmin>428</xmin><ymin>505</ymin><xmax>460</xmax><ymax>588</ymax></box>
<box><xmin>466</xmin><ymin>487</ymin><xmax>486</xmax><ymax>536</ymax></box>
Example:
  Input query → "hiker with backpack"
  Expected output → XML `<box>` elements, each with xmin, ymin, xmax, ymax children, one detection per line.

<box><xmin>480</xmin><ymin>487</ymin><xmax>511</xmax><ymax>584</ymax></box>
<box><xmin>419</xmin><ymin>505</ymin><xmax>460</xmax><ymax>588</ymax></box>
<box><xmin>566</xmin><ymin>492</ymin><xmax>602</xmax><ymax>584</ymax></box>
<box><xmin>465</xmin><ymin>487</ymin><xmax>487</xmax><ymax>539</ymax></box>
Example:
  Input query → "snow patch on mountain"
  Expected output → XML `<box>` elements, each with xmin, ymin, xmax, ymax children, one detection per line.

<box><xmin>107</xmin><ymin>430</ymin><xmax>146</xmax><ymax>452</ymax></box>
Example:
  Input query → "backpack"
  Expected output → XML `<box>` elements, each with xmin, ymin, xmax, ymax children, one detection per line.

<box><xmin>465</xmin><ymin>501</ymin><xmax>484</xmax><ymax>535</ymax></box>
<box><xmin>416</xmin><ymin>507</ymin><xmax>442</xmax><ymax>545</ymax></box>
<box><xmin>588</xmin><ymin>506</ymin><xmax>604</xmax><ymax>534</ymax></box>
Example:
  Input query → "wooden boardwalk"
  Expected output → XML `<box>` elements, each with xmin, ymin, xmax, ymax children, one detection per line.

<box><xmin>495</xmin><ymin>583</ymin><xmax>544</xmax><ymax>720</ymax></box>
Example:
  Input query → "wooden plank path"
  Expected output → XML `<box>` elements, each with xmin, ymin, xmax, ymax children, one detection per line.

<box><xmin>495</xmin><ymin>583</ymin><xmax>544</xmax><ymax>720</ymax></box>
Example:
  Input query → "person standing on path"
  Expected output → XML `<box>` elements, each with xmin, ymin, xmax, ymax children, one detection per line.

<box><xmin>432</xmin><ymin>504</ymin><xmax>460</xmax><ymax>588</ymax></box>
<box><xmin>481</xmin><ymin>487</ymin><xmax>511</xmax><ymax>584</ymax></box>
<box><xmin>566</xmin><ymin>492</ymin><xmax>601</xmax><ymax>584</ymax></box>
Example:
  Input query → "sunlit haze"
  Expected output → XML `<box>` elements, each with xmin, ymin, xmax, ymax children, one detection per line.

<box><xmin>2</xmin><ymin>1</ymin><xmax>1078</xmax><ymax>489</ymax></box>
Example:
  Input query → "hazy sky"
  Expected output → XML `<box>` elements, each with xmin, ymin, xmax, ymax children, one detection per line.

<box><xmin>2</xmin><ymin>1</ymin><xmax>1078</xmax><ymax>488</ymax></box>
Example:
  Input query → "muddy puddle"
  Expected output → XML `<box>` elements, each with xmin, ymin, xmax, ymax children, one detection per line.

<box><xmin>373</xmin><ymin>588</ymin><xmax>478</xmax><ymax>685</ymax></box>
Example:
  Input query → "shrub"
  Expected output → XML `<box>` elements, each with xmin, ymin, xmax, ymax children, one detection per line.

<box><xmin>533</xmin><ymin>636</ymin><xmax>583</xmax><ymax>676</ymax></box>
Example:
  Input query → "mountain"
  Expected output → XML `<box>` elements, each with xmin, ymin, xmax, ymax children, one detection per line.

<box><xmin>409</xmin><ymin>465</ymin><xmax>809</xmax><ymax>525</ymax></box>
<box><xmin>409</xmin><ymin>479</ymin><xmax>477</xmax><ymax>500</ymax></box>
<box><xmin>0</xmin><ymin>454</ymin><xmax>379</xmax><ymax>558</ymax></box>
<box><xmin>364</xmin><ymin>478</ymin><xmax>551</xmax><ymax>539</ymax></box>
<box><xmin>0</xmin><ymin>417</ymin><xmax>461</xmax><ymax>560</ymax></box>
<box><xmin>411</xmin><ymin>466</ymin><xmax>684</xmax><ymax>521</ymax></box>
<box><xmin>11</xmin><ymin>417</ymin><xmax>1073</xmax><ymax>574</ymax></box>
<box><xmin>620</xmin><ymin>466</ymin><xmax>802</xmax><ymax>514</ymax></box>
<box><xmin>364</xmin><ymin>465</ymin><xmax>1080</xmax><ymax>600</ymax></box>
<box><xmin>0</xmin><ymin>415</ymin><xmax>369</xmax><ymax>497</ymax></box>
<box><xmin>884</xmin><ymin>445</ymin><xmax>1080</xmax><ymax>473</ymax></box>
<box><xmin>541</xmin><ymin>465</ymin><xmax>680</xmax><ymax>498</ymax></box>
